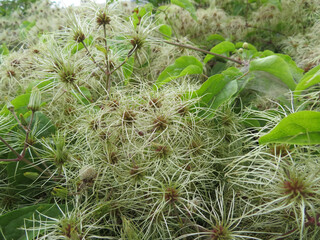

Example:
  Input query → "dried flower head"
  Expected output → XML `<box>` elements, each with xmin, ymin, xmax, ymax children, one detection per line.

<box><xmin>73</xmin><ymin>30</ymin><xmax>85</xmax><ymax>43</ymax></box>
<box><xmin>96</xmin><ymin>11</ymin><xmax>111</xmax><ymax>26</ymax></box>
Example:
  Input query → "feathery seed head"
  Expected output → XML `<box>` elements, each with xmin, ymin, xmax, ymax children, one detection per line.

<box><xmin>153</xmin><ymin>115</ymin><xmax>168</xmax><ymax>131</ymax></box>
<box><xmin>73</xmin><ymin>30</ymin><xmax>85</xmax><ymax>43</ymax></box>
<box><xmin>96</xmin><ymin>10</ymin><xmax>111</xmax><ymax>26</ymax></box>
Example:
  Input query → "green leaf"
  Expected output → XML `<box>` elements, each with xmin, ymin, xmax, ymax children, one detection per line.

<box><xmin>206</xmin><ymin>34</ymin><xmax>225</xmax><ymax>42</ymax></box>
<box><xmin>235</xmin><ymin>42</ymin><xmax>257</xmax><ymax>51</ymax></box>
<box><xmin>0</xmin><ymin>204</ymin><xmax>66</xmax><ymax>240</ymax></box>
<box><xmin>26</xmin><ymin>79</ymin><xmax>54</xmax><ymax>93</ymax></box>
<box><xmin>153</xmin><ymin>56</ymin><xmax>203</xmax><ymax>89</ymax></box>
<box><xmin>204</xmin><ymin>41</ymin><xmax>235</xmax><ymax>64</ymax></box>
<box><xmin>249</xmin><ymin>55</ymin><xmax>296</xmax><ymax>90</ymax></box>
<box><xmin>130</xmin><ymin>12</ymin><xmax>140</xmax><ymax>29</ymax></box>
<box><xmin>28</xmin><ymin>111</ymin><xmax>56</xmax><ymax>138</ymax></box>
<box><xmin>159</xmin><ymin>24</ymin><xmax>172</xmax><ymax>40</ymax></box>
<box><xmin>276</xmin><ymin>54</ymin><xmax>303</xmax><ymax>82</ymax></box>
<box><xmin>95</xmin><ymin>44</ymin><xmax>108</xmax><ymax>55</ymax></box>
<box><xmin>20</xmin><ymin>21</ymin><xmax>36</xmax><ymax>31</ymax></box>
<box><xmin>171</xmin><ymin>0</ymin><xmax>197</xmax><ymax>20</ymax></box>
<box><xmin>259</xmin><ymin>111</ymin><xmax>320</xmax><ymax>145</ymax></box>
<box><xmin>0</xmin><ymin>43</ymin><xmax>9</xmax><ymax>55</ymax></box>
<box><xmin>123</xmin><ymin>56</ymin><xmax>135</xmax><ymax>85</ymax></box>
<box><xmin>71</xmin><ymin>86</ymin><xmax>92</xmax><ymax>105</ymax></box>
<box><xmin>10</xmin><ymin>93</ymin><xmax>31</xmax><ymax>115</ymax></box>
<box><xmin>192</xmin><ymin>67</ymin><xmax>242</xmax><ymax>117</ymax></box>
<box><xmin>295</xmin><ymin>65</ymin><xmax>320</xmax><ymax>95</ymax></box>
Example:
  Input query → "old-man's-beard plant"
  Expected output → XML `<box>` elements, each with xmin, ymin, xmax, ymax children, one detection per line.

<box><xmin>0</xmin><ymin>0</ymin><xmax>319</xmax><ymax>240</ymax></box>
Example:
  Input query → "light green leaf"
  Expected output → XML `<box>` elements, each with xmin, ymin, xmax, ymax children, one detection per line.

<box><xmin>171</xmin><ymin>0</ymin><xmax>197</xmax><ymax>20</ymax></box>
<box><xmin>20</xmin><ymin>21</ymin><xmax>36</xmax><ymax>31</ymax></box>
<box><xmin>130</xmin><ymin>12</ymin><xmax>140</xmax><ymax>29</ymax></box>
<box><xmin>206</xmin><ymin>34</ymin><xmax>225</xmax><ymax>42</ymax></box>
<box><xmin>159</xmin><ymin>24</ymin><xmax>172</xmax><ymax>40</ymax></box>
<box><xmin>259</xmin><ymin>111</ymin><xmax>320</xmax><ymax>145</ymax></box>
<box><xmin>2</xmin><ymin>93</ymin><xmax>31</xmax><ymax>116</ymax></box>
<box><xmin>204</xmin><ymin>41</ymin><xmax>235</xmax><ymax>64</ymax></box>
<box><xmin>153</xmin><ymin>56</ymin><xmax>203</xmax><ymax>89</ymax></box>
<box><xmin>0</xmin><ymin>43</ymin><xmax>9</xmax><ymax>55</ymax></box>
<box><xmin>249</xmin><ymin>55</ymin><xmax>296</xmax><ymax>90</ymax></box>
<box><xmin>295</xmin><ymin>65</ymin><xmax>320</xmax><ymax>95</ymax></box>
<box><xmin>235</xmin><ymin>42</ymin><xmax>257</xmax><ymax>51</ymax></box>
<box><xmin>95</xmin><ymin>44</ymin><xmax>107</xmax><ymax>55</ymax></box>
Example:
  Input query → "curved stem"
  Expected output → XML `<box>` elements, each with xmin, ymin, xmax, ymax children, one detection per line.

<box><xmin>163</xmin><ymin>40</ymin><xmax>244</xmax><ymax>65</ymax></box>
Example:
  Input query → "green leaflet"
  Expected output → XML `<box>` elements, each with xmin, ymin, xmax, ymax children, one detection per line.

<box><xmin>28</xmin><ymin>111</ymin><xmax>56</xmax><ymax>138</ymax></box>
<box><xmin>259</xmin><ymin>111</ymin><xmax>320</xmax><ymax>145</ymax></box>
<box><xmin>26</xmin><ymin>79</ymin><xmax>54</xmax><ymax>93</ymax></box>
<box><xmin>206</xmin><ymin>34</ymin><xmax>225</xmax><ymax>43</ymax></box>
<box><xmin>159</xmin><ymin>24</ymin><xmax>172</xmax><ymax>40</ymax></box>
<box><xmin>123</xmin><ymin>56</ymin><xmax>135</xmax><ymax>85</ymax></box>
<box><xmin>153</xmin><ymin>56</ymin><xmax>203</xmax><ymax>89</ymax></box>
<box><xmin>295</xmin><ymin>64</ymin><xmax>320</xmax><ymax>95</ymax></box>
<box><xmin>0</xmin><ymin>204</ymin><xmax>67</xmax><ymax>240</ymax></box>
<box><xmin>171</xmin><ymin>0</ymin><xmax>197</xmax><ymax>20</ymax></box>
<box><xmin>276</xmin><ymin>54</ymin><xmax>303</xmax><ymax>82</ymax></box>
<box><xmin>191</xmin><ymin>67</ymin><xmax>242</xmax><ymax>117</ymax></box>
<box><xmin>95</xmin><ymin>44</ymin><xmax>108</xmax><ymax>55</ymax></box>
<box><xmin>204</xmin><ymin>41</ymin><xmax>235</xmax><ymax>64</ymax></box>
<box><xmin>71</xmin><ymin>86</ymin><xmax>92</xmax><ymax>105</ymax></box>
<box><xmin>235</xmin><ymin>42</ymin><xmax>257</xmax><ymax>51</ymax></box>
<box><xmin>249</xmin><ymin>55</ymin><xmax>296</xmax><ymax>90</ymax></box>
<box><xmin>0</xmin><ymin>93</ymin><xmax>31</xmax><ymax>116</ymax></box>
<box><xmin>0</xmin><ymin>43</ymin><xmax>9</xmax><ymax>56</ymax></box>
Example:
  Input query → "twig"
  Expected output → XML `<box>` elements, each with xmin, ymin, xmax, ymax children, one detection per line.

<box><xmin>0</xmin><ymin>135</ymin><xmax>21</xmax><ymax>158</ymax></box>
<box><xmin>9</xmin><ymin>109</ymin><xmax>27</xmax><ymax>131</ymax></box>
<box><xmin>246</xmin><ymin>23</ymin><xmax>287</xmax><ymax>37</ymax></box>
<box><xmin>275</xmin><ymin>228</ymin><xmax>296</xmax><ymax>240</ymax></box>
<box><xmin>102</xmin><ymin>24</ymin><xmax>111</xmax><ymax>91</ymax></box>
<box><xmin>81</xmin><ymin>40</ymin><xmax>106</xmax><ymax>75</ymax></box>
<box><xmin>109</xmin><ymin>46</ymin><xmax>137</xmax><ymax>75</ymax></box>
<box><xmin>163</xmin><ymin>40</ymin><xmax>244</xmax><ymax>65</ymax></box>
